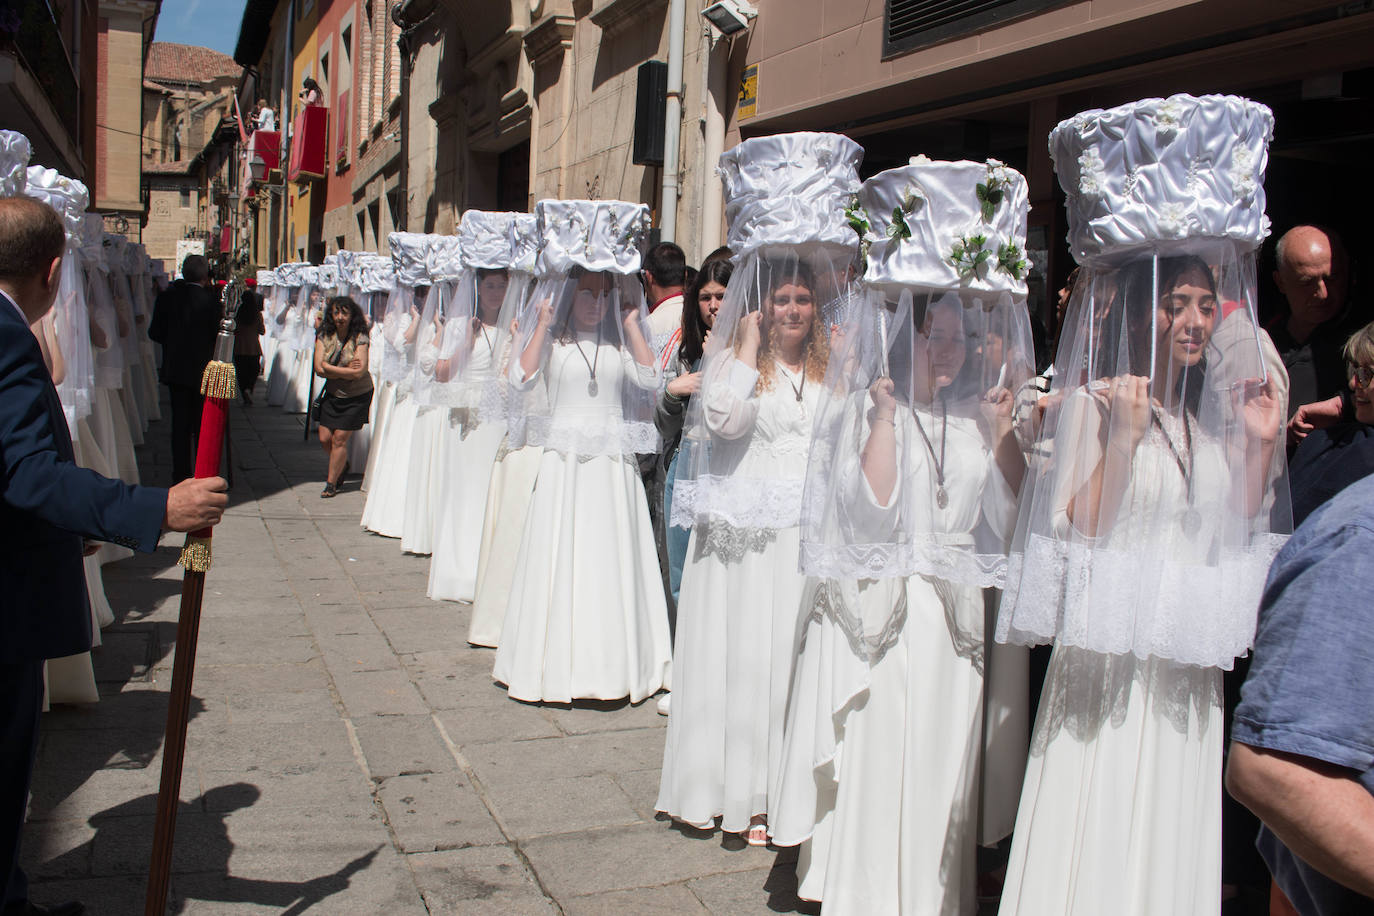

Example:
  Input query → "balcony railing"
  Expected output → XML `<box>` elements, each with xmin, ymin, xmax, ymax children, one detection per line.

<box><xmin>3</xmin><ymin>0</ymin><xmax>80</xmax><ymax>130</ymax></box>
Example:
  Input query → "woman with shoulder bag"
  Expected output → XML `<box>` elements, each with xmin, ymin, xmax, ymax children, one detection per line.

<box><xmin>315</xmin><ymin>296</ymin><xmax>374</xmax><ymax>497</ymax></box>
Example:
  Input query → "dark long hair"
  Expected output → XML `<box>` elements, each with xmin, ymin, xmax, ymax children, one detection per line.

<box><xmin>319</xmin><ymin>295</ymin><xmax>368</xmax><ymax>343</ymax></box>
<box><xmin>1119</xmin><ymin>253</ymin><xmax>1215</xmax><ymax>412</ymax></box>
<box><xmin>680</xmin><ymin>249</ymin><xmax>732</xmax><ymax>365</ymax></box>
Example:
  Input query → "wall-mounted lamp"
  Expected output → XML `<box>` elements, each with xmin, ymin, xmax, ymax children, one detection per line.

<box><xmin>701</xmin><ymin>0</ymin><xmax>757</xmax><ymax>36</ymax></box>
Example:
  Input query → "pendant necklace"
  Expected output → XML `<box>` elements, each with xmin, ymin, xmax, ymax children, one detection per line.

<box><xmin>910</xmin><ymin>396</ymin><xmax>949</xmax><ymax>509</ymax></box>
<box><xmin>479</xmin><ymin>322</ymin><xmax>495</xmax><ymax>360</ymax></box>
<box><xmin>781</xmin><ymin>362</ymin><xmax>806</xmax><ymax>419</ymax></box>
<box><xmin>1151</xmin><ymin>406</ymin><xmax>1200</xmax><ymax>537</ymax></box>
<box><xmin>573</xmin><ymin>329</ymin><xmax>602</xmax><ymax>397</ymax></box>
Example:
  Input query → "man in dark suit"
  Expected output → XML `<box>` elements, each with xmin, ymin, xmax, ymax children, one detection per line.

<box><xmin>0</xmin><ymin>197</ymin><xmax>227</xmax><ymax>916</ymax></box>
<box><xmin>148</xmin><ymin>254</ymin><xmax>221</xmax><ymax>482</ymax></box>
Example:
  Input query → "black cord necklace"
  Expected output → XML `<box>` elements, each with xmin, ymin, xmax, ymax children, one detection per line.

<box><xmin>572</xmin><ymin>326</ymin><xmax>602</xmax><ymax>397</ymax></box>
<box><xmin>1150</xmin><ymin>406</ymin><xmax>1200</xmax><ymax>536</ymax></box>
<box><xmin>910</xmin><ymin>395</ymin><xmax>949</xmax><ymax>509</ymax></box>
<box><xmin>780</xmin><ymin>361</ymin><xmax>806</xmax><ymax>417</ymax></box>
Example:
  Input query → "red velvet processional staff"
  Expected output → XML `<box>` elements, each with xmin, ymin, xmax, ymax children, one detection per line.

<box><xmin>145</xmin><ymin>279</ymin><xmax>241</xmax><ymax>915</ymax></box>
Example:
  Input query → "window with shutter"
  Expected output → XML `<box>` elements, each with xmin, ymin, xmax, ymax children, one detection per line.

<box><xmin>884</xmin><ymin>0</ymin><xmax>1072</xmax><ymax>59</ymax></box>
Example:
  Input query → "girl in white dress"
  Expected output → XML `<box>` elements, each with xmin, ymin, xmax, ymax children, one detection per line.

<box><xmin>265</xmin><ymin>264</ymin><xmax>304</xmax><ymax>406</ymax></box>
<box><xmin>493</xmin><ymin>199</ymin><xmax>670</xmax><ymax>704</ymax></box>
<box><xmin>361</xmin><ymin>234</ymin><xmax>428</xmax><ymax>538</ymax></box>
<box><xmin>995</xmin><ymin>95</ymin><xmax>1289</xmax><ymax>916</ymax></box>
<box><xmin>658</xmin><ymin>132</ymin><xmax>862</xmax><ymax>845</ymax></box>
<box><xmin>468</xmin><ymin>213</ymin><xmax>542</xmax><ymax>645</ymax></box>
<box><xmin>425</xmin><ymin>211</ymin><xmax>527</xmax><ymax>605</ymax></box>
<box><xmin>771</xmin><ymin>157</ymin><xmax>1035</xmax><ymax>914</ymax></box>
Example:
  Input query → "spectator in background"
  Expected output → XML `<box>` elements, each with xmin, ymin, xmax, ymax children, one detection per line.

<box><xmin>1287</xmin><ymin>319</ymin><xmax>1374</xmax><ymax>526</ymax></box>
<box><xmin>1268</xmin><ymin>226</ymin><xmax>1358</xmax><ymax>438</ymax></box>
<box><xmin>254</xmin><ymin>99</ymin><xmax>276</xmax><ymax>133</ymax></box>
<box><xmin>644</xmin><ymin>242</ymin><xmax>687</xmax><ymax>358</ymax></box>
<box><xmin>1228</xmin><ymin>470</ymin><xmax>1374</xmax><ymax>916</ymax></box>
<box><xmin>299</xmin><ymin>78</ymin><xmax>322</xmax><ymax>109</ymax></box>
<box><xmin>234</xmin><ymin>286</ymin><xmax>265</xmax><ymax>406</ymax></box>
<box><xmin>148</xmin><ymin>254</ymin><xmax>221</xmax><ymax>482</ymax></box>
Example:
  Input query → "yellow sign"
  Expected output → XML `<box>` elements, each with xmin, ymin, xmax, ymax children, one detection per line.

<box><xmin>738</xmin><ymin>63</ymin><xmax>758</xmax><ymax>121</ymax></box>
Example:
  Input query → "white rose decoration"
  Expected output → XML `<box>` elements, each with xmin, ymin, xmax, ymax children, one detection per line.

<box><xmin>1229</xmin><ymin>146</ymin><xmax>1258</xmax><ymax>200</ymax></box>
<box><xmin>1158</xmin><ymin>201</ymin><xmax>1192</xmax><ymax>238</ymax></box>
<box><xmin>1155</xmin><ymin>98</ymin><xmax>1186</xmax><ymax>139</ymax></box>
<box><xmin>1078</xmin><ymin>147</ymin><xmax>1107</xmax><ymax>199</ymax></box>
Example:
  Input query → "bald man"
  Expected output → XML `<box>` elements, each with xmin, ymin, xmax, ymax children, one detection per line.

<box><xmin>0</xmin><ymin>196</ymin><xmax>227</xmax><ymax>916</ymax></box>
<box><xmin>1269</xmin><ymin>225</ymin><xmax>1355</xmax><ymax>419</ymax></box>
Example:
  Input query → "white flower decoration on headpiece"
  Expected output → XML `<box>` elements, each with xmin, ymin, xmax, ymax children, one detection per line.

<box><xmin>1078</xmin><ymin>147</ymin><xmax>1107</xmax><ymax>199</ymax></box>
<box><xmin>1229</xmin><ymin>146</ymin><xmax>1258</xmax><ymax>200</ymax></box>
<box><xmin>1157</xmin><ymin>201</ymin><xmax>1193</xmax><ymax>238</ymax></box>
<box><xmin>1154</xmin><ymin>98</ymin><xmax>1186</xmax><ymax>140</ymax></box>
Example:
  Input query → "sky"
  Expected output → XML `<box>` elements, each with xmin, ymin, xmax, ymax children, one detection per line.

<box><xmin>154</xmin><ymin>0</ymin><xmax>250</xmax><ymax>57</ymax></box>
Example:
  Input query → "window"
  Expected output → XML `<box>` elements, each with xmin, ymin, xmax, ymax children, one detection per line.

<box><xmin>341</xmin><ymin>25</ymin><xmax>352</xmax><ymax>62</ymax></box>
<box><xmin>180</xmin><ymin>188</ymin><xmax>191</xmax><ymax>208</ymax></box>
<box><xmin>883</xmin><ymin>0</ymin><xmax>1072</xmax><ymax>59</ymax></box>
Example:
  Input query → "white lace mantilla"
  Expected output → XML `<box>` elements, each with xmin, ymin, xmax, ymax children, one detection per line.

<box><xmin>997</xmin><ymin>531</ymin><xmax>1288</xmax><ymax>669</ymax></box>
<box><xmin>799</xmin><ymin>538</ymin><xmax>1008</xmax><ymax>589</ymax></box>
<box><xmin>671</xmin><ymin>475</ymin><xmax>804</xmax><ymax>530</ymax></box>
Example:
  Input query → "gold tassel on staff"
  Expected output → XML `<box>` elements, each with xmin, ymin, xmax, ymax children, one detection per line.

<box><xmin>199</xmin><ymin>359</ymin><xmax>238</xmax><ymax>401</ymax></box>
<box><xmin>177</xmin><ymin>535</ymin><xmax>212</xmax><ymax>572</ymax></box>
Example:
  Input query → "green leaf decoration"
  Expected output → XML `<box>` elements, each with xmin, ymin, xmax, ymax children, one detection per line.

<box><xmin>844</xmin><ymin>195</ymin><xmax>870</xmax><ymax>240</ymax></box>
<box><xmin>887</xmin><ymin>207</ymin><xmax>911</xmax><ymax>240</ymax></box>
<box><xmin>996</xmin><ymin>240</ymin><xmax>1028</xmax><ymax>280</ymax></box>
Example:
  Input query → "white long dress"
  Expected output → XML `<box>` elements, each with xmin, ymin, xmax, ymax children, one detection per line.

<box><xmin>467</xmin><ymin>442</ymin><xmax>542</xmax><ymax>646</ymax></box>
<box><xmin>771</xmin><ymin>407</ymin><xmax>1019</xmax><ymax>915</ymax></box>
<box><xmin>400</xmin><ymin>320</ymin><xmax>446</xmax><ymax>555</ymax></box>
<box><xmin>355</xmin><ymin>323</ymin><xmax>389</xmax><ymax>487</ymax></box>
<box><xmin>428</xmin><ymin>334</ymin><xmax>507</xmax><ymax>604</ymax></box>
<box><xmin>359</xmin><ymin>387</ymin><xmax>416</xmax><ymax>538</ymax></box>
<box><xmin>266</xmin><ymin>305</ymin><xmax>301</xmax><ymax>406</ymax></box>
<box><xmin>492</xmin><ymin>339</ymin><xmax>671</xmax><ymax>703</ymax></box>
<box><xmin>656</xmin><ymin>362</ymin><xmax>817</xmax><ymax>832</ymax></box>
<box><xmin>997</xmin><ymin>401</ymin><xmax>1226</xmax><ymax>916</ymax></box>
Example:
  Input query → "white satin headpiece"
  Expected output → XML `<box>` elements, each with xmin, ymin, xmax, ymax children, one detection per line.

<box><xmin>718</xmin><ymin>131</ymin><xmax>863</xmax><ymax>255</ymax></box>
<box><xmin>535</xmin><ymin>199</ymin><xmax>649</xmax><ymax>275</ymax></box>
<box><xmin>1050</xmin><ymin>94</ymin><xmax>1273</xmax><ymax>264</ymax></box>
<box><xmin>861</xmin><ymin>158</ymin><xmax>1029</xmax><ymax>299</ymax></box>
<box><xmin>0</xmin><ymin>130</ymin><xmax>30</xmax><ymax>196</ymax></box>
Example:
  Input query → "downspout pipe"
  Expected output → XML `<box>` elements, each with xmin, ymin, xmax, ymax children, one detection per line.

<box><xmin>659</xmin><ymin>0</ymin><xmax>685</xmax><ymax>243</ymax></box>
<box><xmin>698</xmin><ymin>19</ymin><xmax>725</xmax><ymax>257</ymax></box>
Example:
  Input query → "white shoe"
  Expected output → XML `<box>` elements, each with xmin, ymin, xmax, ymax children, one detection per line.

<box><xmin>656</xmin><ymin>693</ymin><xmax>671</xmax><ymax>716</ymax></box>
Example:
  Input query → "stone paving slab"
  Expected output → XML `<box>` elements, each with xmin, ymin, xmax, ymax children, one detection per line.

<box><xmin>22</xmin><ymin>392</ymin><xmax>818</xmax><ymax>915</ymax></box>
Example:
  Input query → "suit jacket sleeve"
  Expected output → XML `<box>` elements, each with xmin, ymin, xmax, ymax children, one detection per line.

<box><xmin>148</xmin><ymin>287</ymin><xmax>170</xmax><ymax>345</ymax></box>
<box><xmin>0</xmin><ymin>319</ymin><xmax>167</xmax><ymax>552</ymax></box>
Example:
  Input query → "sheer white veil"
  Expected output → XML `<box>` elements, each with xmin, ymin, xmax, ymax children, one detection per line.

<box><xmin>25</xmin><ymin>166</ymin><xmax>94</xmax><ymax>433</ymax></box>
<box><xmin>671</xmin><ymin>132</ymin><xmax>863</xmax><ymax>531</ymax></box>
<box><xmin>800</xmin><ymin>158</ymin><xmax>1036</xmax><ymax>591</ymax></box>
<box><xmin>504</xmin><ymin>199</ymin><xmax>659</xmax><ymax>459</ymax></box>
<box><xmin>996</xmin><ymin>94</ymin><xmax>1291</xmax><ymax>670</ymax></box>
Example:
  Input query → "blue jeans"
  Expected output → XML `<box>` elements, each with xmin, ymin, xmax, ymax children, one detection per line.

<box><xmin>663</xmin><ymin>449</ymin><xmax>691</xmax><ymax>608</ymax></box>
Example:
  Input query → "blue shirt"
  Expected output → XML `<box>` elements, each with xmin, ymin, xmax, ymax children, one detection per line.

<box><xmin>1233</xmin><ymin>472</ymin><xmax>1374</xmax><ymax>916</ymax></box>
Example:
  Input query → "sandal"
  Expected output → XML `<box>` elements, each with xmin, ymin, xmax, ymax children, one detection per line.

<box><xmin>744</xmin><ymin>823</ymin><xmax>769</xmax><ymax>847</ymax></box>
<box><xmin>320</xmin><ymin>482</ymin><xmax>339</xmax><ymax>498</ymax></box>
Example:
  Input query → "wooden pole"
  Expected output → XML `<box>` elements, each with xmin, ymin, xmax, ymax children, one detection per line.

<box><xmin>143</xmin><ymin>571</ymin><xmax>206</xmax><ymax>915</ymax></box>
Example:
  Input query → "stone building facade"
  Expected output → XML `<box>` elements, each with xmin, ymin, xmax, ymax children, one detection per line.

<box><xmin>95</xmin><ymin>0</ymin><xmax>159</xmax><ymax>238</ymax></box>
<box><xmin>139</xmin><ymin>41</ymin><xmax>240</xmax><ymax>264</ymax></box>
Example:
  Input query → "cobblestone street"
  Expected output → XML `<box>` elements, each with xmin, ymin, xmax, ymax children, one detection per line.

<box><xmin>23</xmin><ymin>398</ymin><xmax>811</xmax><ymax>914</ymax></box>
